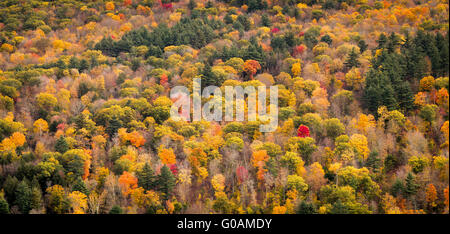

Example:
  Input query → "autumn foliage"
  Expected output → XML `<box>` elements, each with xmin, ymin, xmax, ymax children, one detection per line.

<box><xmin>0</xmin><ymin>0</ymin><xmax>447</xmax><ymax>215</ymax></box>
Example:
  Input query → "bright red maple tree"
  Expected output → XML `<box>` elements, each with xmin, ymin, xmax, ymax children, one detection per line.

<box><xmin>297</xmin><ymin>125</ymin><xmax>310</xmax><ymax>138</ymax></box>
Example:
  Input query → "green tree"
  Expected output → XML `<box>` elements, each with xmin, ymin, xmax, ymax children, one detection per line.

<box><xmin>137</xmin><ymin>163</ymin><xmax>156</xmax><ymax>191</ymax></box>
<box><xmin>358</xmin><ymin>40</ymin><xmax>368</xmax><ymax>53</ymax></box>
<box><xmin>72</xmin><ymin>177</ymin><xmax>89</xmax><ymax>195</ymax></box>
<box><xmin>156</xmin><ymin>165</ymin><xmax>176</xmax><ymax>201</ymax></box>
<box><xmin>15</xmin><ymin>180</ymin><xmax>33</xmax><ymax>214</ymax></box>
<box><xmin>295</xmin><ymin>201</ymin><xmax>317</xmax><ymax>214</ymax></box>
<box><xmin>109</xmin><ymin>205</ymin><xmax>123</xmax><ymax>214</ymax></box>
<box><xmin>320</xmin><ymin>34</ymin><xmax>332</xmax><ymax>46</ymax></box>
<box><xmin>365</xmin><ymin>151</ymin><xmax>381</xmax><ymax>172</ymax></box>
<box><xmin>344</xmin><ymin>48</ymin><xmax>360</xmax><ymax>70</ymax></box>
<box><xmin>3</xmin><ymin>175</ymin><xmax>19</xmax><ymax>204</ymax></box>
<box><xmin>390</xmin><ymin>179</ymin><xmax>404</xmax><ymax>197</ymax></box>
<box><xmin>55</xmin><ymin>136</ymin><xmax>69</xmax><ymax>154</ymax></box>
<box><xmin>0</xmin><ymin>195</ymin><xmax>9</xmax><ymax>214</ymax></box>
<box><xmin>404</xmin><ymin>172</ymin><xmax>419</xmax><ymax>198</ymax></box>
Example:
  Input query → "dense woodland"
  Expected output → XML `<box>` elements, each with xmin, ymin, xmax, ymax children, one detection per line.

<box><xmin>0</xmin><ymin>0</ymin><xmax>448</xmax><ymax>214</ymax></box>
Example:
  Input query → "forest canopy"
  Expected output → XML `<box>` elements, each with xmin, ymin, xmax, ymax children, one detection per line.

<box><xmin>0</xmin><ymin>0</ymin><xmax>448</xmax><ymax>214</ymax></box>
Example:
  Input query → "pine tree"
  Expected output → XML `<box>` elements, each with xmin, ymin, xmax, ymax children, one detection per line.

<box><xmin>391</xmin><ymin>179</ymin><xmax>404</xmax><ymax>197</ymax></box>
<box><xmin>72</xmin><ymin>177</ymin><xmax>89</xmax><ymax>195</ymax></box>
<box><xmin>384</xmin><ymin>154</ymin><xmax>398</xmax><ymax>173</ymax></box>
<box><xmin>201</xmin><ymin>63</ymin><xmax>221</xmax><ymax>88</ymax></box>
<box><xmin>55</xmin><ymin>136</ymin><xmax>69</xmax><ymax>154</ymax></box>
<box><xmin>402</xmin><ymin>33</ymin><xmax>428</xmax><ymax>80</ymax></box>
<box><xmin>381</xmin><ymin>84</ymin><xmax>399</xmax><ymax>111</ymax></box>
<box><xmin>435</xmin><ymin>32</ymin><xmax>449</xmax><ymax>76</ymax></box>
<box><xmin>395</xmin><ymin>81</ymin><xmax>414</xmax><ymax>113</ymax></box>
<box><xmin>365</xmin><ymin>151</ymin><xmax>381</xmax><ymax>171</ymax></box>
<box><xmin>78</xmin><ymin>59</ymin><xmax>89</xmax><ymax>72</ymax></box>
<box><xmin>344</xmin><ymin>48</ymin><xmax>360</xmax><ymax>70</ymax></box>
<box><xmin>68</xmin><ymin>56</ymin><xmax>79</xmax><ymax>69</ymax></box>
<box><xmin>106</xmin><ymin>117</ymin><xmax>122</xmax><ymax>137</ymax></box>
<box><xmin>358</xmin><ymin>40</ymin><xmax>368</xmax><ymax>53</ymax></box>
<box><xmin>156</xmin><ymin>165</ymin><xmax>176</xmax><ymax>201</ymax></box>
<box><xmin>405</xmin><ymin>172</ymin><xmax>419</xmax><ymax>198</ymax></box>
<box><xmin>386</xmin><ymin>32</ymin><xmax>400</xmax><ymax>53</ymax></box>
<box><xmin>15</xmin><ymin>180</ymin><xmax>33</xmax><ymax>214</ymax></box>
<box><xmin>137</xmin><ymin>163</ymin><xmax>156</xmax><ymax>191</ymax></box>
<box><xmin>363</xmin><ymin>85</ymin><xmax>381</xmax><ymax>115</ymax></box>
<box><xmin>376</xmin><ymin>33</ymin><xmax>387</xmax><ymax>49</ymax></box>
<box><xmin>3</xmin><ymin>176</ymin><xmax>19</xmax><ymax>204</ymax></box>
<box><xmin>320</xmin><ymin>34</ymin><xmax>333</xmax><ymax>46</ymax></box>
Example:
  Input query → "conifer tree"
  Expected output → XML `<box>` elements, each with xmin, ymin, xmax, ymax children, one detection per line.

<box><xmin>55</xmin><ymin>136</ymin><xmax>69</xmax><ymax>154</ymax></box>
<box><xmin>137</xmin><ymin>163</ymin><xmax>156</xmax><ymax>191</ymax></box>
<box><xmin>156</xmin><ymin>165</ymin><xmax>176</xmax><ymax>201</ymax></box>
<box><xmin>15</xmin><ymin>180</ymin><xmax>33</xmax><ymax>214</ymax></box>
<box><xmin>405</xmin><ymin>172</ymin><xmax>419</xmax><ymax>198</ymax></box>
<box><xmin>344</xmin><ymin>48</ymin><xmax>360</xmax><ymax>70</ymax></box>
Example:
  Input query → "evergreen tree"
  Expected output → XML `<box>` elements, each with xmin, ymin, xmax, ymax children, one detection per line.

<box><xmin>358</xmin><ymin>39</ymin><xmax>368</xmax><ymax>53</ymax></box>
<box><xmin>395</xmin><ymin>81</ymin><xmax>414</xmax><ymax>113</ymax></box>
<box><xmin>435</xmin><ymin>32</ymin><xmax>449</xmax><ymax>76</ymax></box>
<box><xmin>244</xmin><ymin>37</ymin><xmax>266</xmax><ymax>63</ymax></box>
<box><xmin>296</xmin><ymin>201</ymin><xmax>317</xmax><ymax>214</ymax></box>
<box><xmin>232</xmin><ymin>20</ymin><xmax>244</xmax><ymax>31</ymax></box>
<box><xmin>55</xmin><ymin>136</ymin><xmax>69</xmax><ymax>154</ymax></box>
<box><xmin>68</xmin><ymin>56</ymin><xmax>79</xmax><ymax>69</ymax></box>
<box><xmin>363</xmin><ymin>69</ymin><xmax>398</xmax><ymax>115</ymax></box>
<box><xmin>384</xmin><ymin>154</ymin><xmax>398</xmax><ymax>173</ymax></box>
<box><xmin>3</xmin><ymin>175</ymin><xmax>19</xmax><ymax>204</ymax></box>
<box><xmin>30</xmin><ymin>178</ymin><xmax>43</xmax><ymax>211</ymax></box>
<box><xmin>401</xmin><ymin>33</ymin><xmax>428</xmax><ymax>80</ymax></box>
<box><xmin>237</xmin><ymin>14</ymin><xmax>251</xmax><ymax>31</ymax></box>
<box><xmin>330</xmin><ymin>200</ymin><xmax>350</xmax><ymax>214</ymax></box>
<box><xmin>320</xmin><ymin>34</ymin><xmax>333</xmax><ymax>45</ymax></box>
<box><xmin>386</xmin><ymin>32</ymin><xmax>400</xmax><ymax>53</ymax></box>
<box><xmin>137</xmin><ymin>163</ymin><xmax>156</xmax><ymax>191</ymax></box>
<box><xmin>72</xmin><ymin>177</ymin><xmax>89</xmax><ymax>195</ymax></box>
<box><xmin>376</xmin><ymin>33</ymin><xmax>387</xmax><ymax>49</ymax></box>
<box><xmin>344</xmin><ymin>48</ymin><xmax>360</xmax><ymax>70</ymax></box>
<box><xmin>106</xmin><ymin>117</ymin><xmax>122</xmax><ymax>137</ymax></box>
<box><xmin>201</xmin><ymin>63</ymin><xmax>224</xmax><ymax>88</ymax></box>
<box><xmin>391</xmin><ymin>179</ymin><xmax>404</xmax><ymax>197</ymax></box>
<box><xmin>0</xmin><ymin>194</ymin><xmax>10</xmax><ymax>214</ymax></box>
<box><xmin>405</xmin><ymin>172</ymin><xmax>419</xmax><ymax>198</ymax></box>
<box><xmin>15</xmin><ymin>180</ymin><xmax>33</xmax><ymax>214</ymax></box>
<box><xmin>156</xmin><ymin>165</ymin><xmax>176</xmax><ymax>201</ymax></box>
<box><xmin>78</xmin><ymin>59</ymin><xmax>89</xmax><ymax>72</ymax></box>
<box><xmin>365</xmin><ymin>151</ymin><xmax>381</xmax><ymax>171</ymax></box>
<box><xmin>131</xmin><ymin>58</ymin><xmax>141</xmax><ymax>72</ymax></box>
<box><xmin>261</xmin><ymin>13</ymin><xmax>271</xmax><ymax>27</ymax></box>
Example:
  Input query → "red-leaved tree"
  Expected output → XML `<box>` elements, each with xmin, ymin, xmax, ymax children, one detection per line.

<box><xmin>297</xmin><ymin>125</ymin><xmax>310</xmax><ymax>138</ymax></box>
